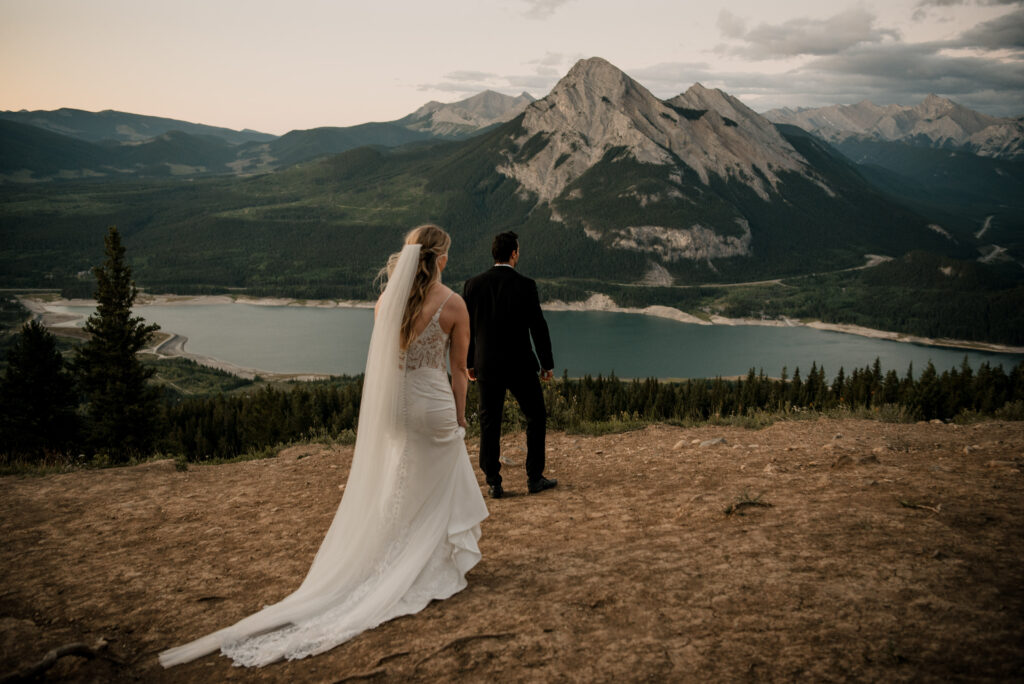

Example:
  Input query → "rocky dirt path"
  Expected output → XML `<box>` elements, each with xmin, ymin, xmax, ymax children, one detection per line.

<box><xmin>2</xmin><ymin>419</ymin><xmax>1022</xmax><ymax>682</ymax></box>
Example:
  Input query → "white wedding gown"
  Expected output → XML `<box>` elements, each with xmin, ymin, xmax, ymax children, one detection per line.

<box><xmin>160</xmin><ymin>246</ymin><xmax>488</xmax><ymax>668</ymax></box>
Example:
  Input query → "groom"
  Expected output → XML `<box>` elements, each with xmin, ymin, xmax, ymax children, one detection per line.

<box><xmin>464</xmin><ymin>231</ymin><xmax>557</xmax><ymax>499</ymax></box>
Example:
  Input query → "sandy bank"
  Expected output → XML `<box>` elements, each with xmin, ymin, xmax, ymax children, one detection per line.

<box><xmin>147</xmin><ymin>332</ymin><xmax>330</xmax><ymax>381</ymax></box>
<box><xmin>542</xmin><ymin>293</ymin><xmax>710</xmax><ymax>325</ymax></box>
<box><xmin>559</xmin><ymin>295</ymin><xmax>1024</xmax><ymax>355</ymax></box>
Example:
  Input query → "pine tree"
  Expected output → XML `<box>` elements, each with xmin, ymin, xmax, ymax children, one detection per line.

<box><xmin>0</xmin><ymin>320</ymin><xmax>78</xmax><ymax>458</ymax></box>
<box><xmin>73</xmin><ymin>226</ymin><xmax>161</xmax><ymax>461</ymax></box>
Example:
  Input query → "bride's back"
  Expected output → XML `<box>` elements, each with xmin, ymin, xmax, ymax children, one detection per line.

<box><xmin>409</xmin><ymin>285</ymin><xmax>458</xmax><ymax>339</ymax></box>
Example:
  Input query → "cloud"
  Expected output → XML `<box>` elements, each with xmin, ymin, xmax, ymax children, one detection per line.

<box><xmin>954</xmin><ymin>8</ymin><xmax>1024</xmax><ymax>49</ymax></box>
<box><xmin>702</xmin><ymin>6</ymin><xmax>1023</xmax><ymax>114</ymax></box>
<box><xmin>913</xmin><ymin>0</ymin><xmax>1022</xmax><ymax>21</ymax></box>
<box><xmin>916</xmin><ymin>0</ymin><xmax>1021</xmax><ymax>7</ymax></box>
<box><xmin>718</xmin><ymin>7</ymin><xmax>901</xmax><ymax>59</ymax></box>
<box><xmin>417</xmin><ymin>81</ymin><xmax>495</xmax><ymax>95</ymax></box>
<box><xmin>627</xmin><ymin>62</ymin><xmax>716</xmax><ymax>93</ymax></box>
<box><xmin>520</xmin><ymin>0</ymin><xmax>573</xmax><ymax>20</ymax></box>
<box><xmin>418</xmin><ymin>53</ymin><xmax>571</xmax><ymax>99</ymax></box>
<box><xmin>421</xmin><ymin>10</ymin><xmax>1024</xmax><ymax>118</ymax></box>
<box><xmin>528</xmin><ymin>52</ymin><xmax>568</xmax><ymax>67</ymax></box>
<box><xmin>443</xmin><ymin>70</ymin><xmax>500</xmax><ymax>82</ymax></box>
<box><xmin>754</xmin><ymin>40</ymin><xmax>1024</xmax><ymax>114</ymax></box>
<box><xmin>717</xmin><ymin>10</ymin><xmax>746</xmax><ymax>39</ymax></box>
<box><xmin>626</xmin><ymin>30</ymin><xmax>1024</xmax><ymax>117</ymax></box>
<box><xmin>806</xmin><ymin>42</ymin><xmax>1024</xmax><ymax>93</ymax></box>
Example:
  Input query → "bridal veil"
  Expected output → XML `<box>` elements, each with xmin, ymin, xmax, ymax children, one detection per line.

<box><xmin>159</xmin><ymin>243</ymin><xmax>487</xmax><ymax>667</ymax></box>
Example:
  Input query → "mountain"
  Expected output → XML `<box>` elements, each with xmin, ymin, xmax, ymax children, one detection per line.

<box><xmin>0</xmin><ymin>121</ymin><xmax>247</xmax><ymax>180</ymax></box>
<box><xmin>230</xmin><ymin>123</ymin><xmax>436</xmax><ymax>173</ymax></box>
<box><xmin>0</xmin><ymin>92</ymin><xmax>533</xmax><ymax>181</ymax></box>
<box><xmin>0</xmin><ymin>57</ymin><xmax>982</xmax><ymax>297</ymax></box>
<box><xmin>764</xmin><ymin>96</ymin><xmax>1024</xmax><ymax>160</ymax></box>
<box><xmin>0</xmin><ymin>119</ymin><xmax>115</xmax><ymax>180</ymax></box>
<box><xmin>0</xmin><ymin>107</ymin><xmax>275</xmax><ymax>145</ymax></box>
<box><xmin>481</xmin><ymin>57</ymin><xmax>949</xmax><ymax>277</ymax></box>
<box><xmin>762</xmin><ymin>96</ymin><xmax>1024</xmax><ymax>259</ymax></box>
<box><xmin>396</xmin><ymin>90</ymin><xmax>535</xmax><ymax>138</ymax></box>
<box><xmin>831</xmin><ymin>137</ymin><xmax>1024</xmax><ymax>252</ymax></box>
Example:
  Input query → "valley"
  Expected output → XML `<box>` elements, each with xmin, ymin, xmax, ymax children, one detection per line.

<box><xmin>2</xmin><ymin>58</ymin><xmax>1022</xmax><ymax>347</ymax></box>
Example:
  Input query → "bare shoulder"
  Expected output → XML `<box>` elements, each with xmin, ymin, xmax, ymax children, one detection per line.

<box><xmin>445</xmin><ymin>290</ymin><xmax>467</xmax><ymax>313</ymax></box>
<box><xmin>439</xmin><ymin>288</ymin><xmax>468</xmax><ymax>331</ymax></box>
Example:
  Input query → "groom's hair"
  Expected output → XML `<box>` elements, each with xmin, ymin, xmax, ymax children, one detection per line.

<box><xmin>492</xmin><ymin>231</ymin><xmax>519</xmax><ymax>262</ymax></box>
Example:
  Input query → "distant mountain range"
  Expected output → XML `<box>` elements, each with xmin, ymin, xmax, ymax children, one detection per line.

<box><xmin>1</xmin><ymin>57</ymin><xmax>983</xmax><ymax>287</ymax></box>
<box><xmin>3</xmin><ymin>57</ymin><xmax>1021</xmax><ymax>346</ymax></box>
<box><xmin>764</xmin><ymin>96</ymin><xmax>1024</xmax><ymax>160</ymax></box>
<box><xmin>397</xmin><ymin>90</ymin><xmax>535</xmax><ymax>138</ymax></box>
<box><xmin>0</xmin><ymin>92</ymin><xmax>535</xmax><ymax>181</ymax></box>
<box><xmin>0</xmin><ymin>107</ymin><xmax>276</xmax><ymax>145</ymax></box>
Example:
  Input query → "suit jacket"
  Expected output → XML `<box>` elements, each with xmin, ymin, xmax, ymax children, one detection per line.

<box><xmin>463</xmin><ymin>266</ymin><xmax>554</xmax><ymax>380</ymax></box>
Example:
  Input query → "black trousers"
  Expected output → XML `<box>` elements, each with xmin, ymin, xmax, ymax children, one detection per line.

<box><xmin>477</xmin><ymin>371</ymin><xmax>546</xmax><ymax>486</ymax></box>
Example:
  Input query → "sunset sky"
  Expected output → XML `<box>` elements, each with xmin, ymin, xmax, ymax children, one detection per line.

<box><xmin>1</xmin><ymin>0</ymin><xmax>1021</xmax><ymax>134</ymax></box>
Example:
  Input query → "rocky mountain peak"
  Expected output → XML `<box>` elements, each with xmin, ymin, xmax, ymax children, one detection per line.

<box><xmin>559</xmin><ymin>57</ymin><xmax>635</xmax><ymax>93</ymax></box>
<box><xmin>399</xmin><ymin>90</ymin><xmax>534</xmax><ymax>137</ymax></box>
<box><xmin>500</xmin><ymin>58</ymin><xmax>823</xmax><ymax>203</ymax></box>
<box><xmin>916</xmin><ymin>94</ymin><xmax>955</xmax><ymax>118</ymax></box>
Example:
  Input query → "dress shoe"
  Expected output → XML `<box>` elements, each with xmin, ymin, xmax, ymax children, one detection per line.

<box><xmin>527</xmin><ymin>477</ymin><xmax>557</xmax><ymax>494</ymax></box>
<box><xmin>488</xmin><ymin>484</ymin><xmax>504</xmax><ymax>499</ymax></box>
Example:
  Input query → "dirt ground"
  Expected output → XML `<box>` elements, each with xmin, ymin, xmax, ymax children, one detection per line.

<box><xmin>2</xmin><ymin>418</ymin><xmax>1023</xmax><ymax>682</ymax></box>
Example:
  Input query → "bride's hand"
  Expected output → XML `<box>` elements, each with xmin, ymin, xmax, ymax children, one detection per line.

<box><xmin>457</xmin><ymin>415</ymin><xmax>467</xmax><ymax>429</ymax></box>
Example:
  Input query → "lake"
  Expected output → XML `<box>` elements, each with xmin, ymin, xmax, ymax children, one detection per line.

<box><xmin>52</xmin><ymin>302</ymin><xmax>1023</xmax><ymax>380</ymax></box>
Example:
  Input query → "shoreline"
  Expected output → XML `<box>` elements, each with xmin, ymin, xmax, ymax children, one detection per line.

<box><xmin>19</xmin><ymin>295</ymin><xmax>336</xmax><ymax>382</ymax></box>
<box><xmin>19</xmin><ymin>292</ymin><xmax>1024</xmax><ymax>380</ymax></box>
<box><xmin>543</xmin><ymin>294</ymin><xmax>1024</xmax><ymax>355</ymax></box>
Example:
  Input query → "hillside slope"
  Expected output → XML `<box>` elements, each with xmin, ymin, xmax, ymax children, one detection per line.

<box><xmin>1</xmin><ymin>420</ymin><xmax>1022</xmax><ymax>681</ymax></box>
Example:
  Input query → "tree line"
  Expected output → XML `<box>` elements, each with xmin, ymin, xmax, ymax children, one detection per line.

<box><xmin>2</xmin><ymin>226</ymin><xmax>1023</xmax><ymax>464</ymax></box>
<box><xmin>1</xmin><ymin>226</ymin><xmax>160</xmax><ymax>461</ymax></box>
<box><xmin>155</xmin><ymin>358</ymin><xmax>1023</xmax><ymax>463</ymax></box>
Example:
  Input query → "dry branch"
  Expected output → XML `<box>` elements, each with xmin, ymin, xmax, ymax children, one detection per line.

<box><xmin>898</xmin><ymin>499</ymin><xmax>942</xmax><ymax>514</ymax></box>
<box><xmin>413</xmin><ymin>632</ymin><xmax>515</xmax><ymax>670</ymax></box>
<box><xmin>1</xmin><ymin>638</ymin><xmax>120</xmax><ymax>683</ymax></box>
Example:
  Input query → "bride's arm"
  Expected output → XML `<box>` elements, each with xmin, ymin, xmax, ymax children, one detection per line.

<box><xmin>447</xmin><ymin>295</ymin><xmax>471</xmax><ymax>429</ymax></box>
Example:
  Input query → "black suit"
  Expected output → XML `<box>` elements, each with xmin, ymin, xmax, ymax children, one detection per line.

<box><xmin>463</xmin><ymin>265</ymin><xmax>553</xmax><ymax>486</ymax></box>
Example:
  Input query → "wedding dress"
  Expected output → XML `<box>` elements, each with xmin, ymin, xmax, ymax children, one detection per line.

<box><xmin>159</xmin><ymin>244</ymin><xmax>488</xmax><ymax>667</ymax></box>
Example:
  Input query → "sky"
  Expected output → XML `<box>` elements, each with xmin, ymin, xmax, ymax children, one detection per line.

<box><xmin>1</xmin><ymin>0</ymin><xmax>1022</xmax><ymax>135</ymax></box>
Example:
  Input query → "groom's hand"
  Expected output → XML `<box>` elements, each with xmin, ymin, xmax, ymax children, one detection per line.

<box><xmin>540</xmin><ymin>369</ymin><xmax>553</xmax><ymax>382</ymax></box>
<box><xmin>467</xmin><ymin>368</ymin><xmax>476</xmax><ymax>381</ymax></box>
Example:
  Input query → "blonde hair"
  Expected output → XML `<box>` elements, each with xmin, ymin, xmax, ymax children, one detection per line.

<box><xmin>379</xmin><ymin>224</ymin><xmax>452</xmax><ymax>349</ymax></box>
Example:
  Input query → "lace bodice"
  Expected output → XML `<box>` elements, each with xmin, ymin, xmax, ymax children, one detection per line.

<box><xmin>400</xmin><ymin>292</ymin><xmax>453</xmax><ymax>371</ymax></box>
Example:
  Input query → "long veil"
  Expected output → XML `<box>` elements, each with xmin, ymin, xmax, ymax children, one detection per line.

<box><xmin>160</xmin><ymin>244</ymin><xmax>424</xmax><ymax>667</ymax></box>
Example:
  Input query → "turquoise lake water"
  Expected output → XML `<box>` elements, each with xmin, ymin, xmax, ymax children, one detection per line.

<box><xmin>54</xmin><ymin>303</ymin><xmax>1023</xmax><ymax>379</ymax></box>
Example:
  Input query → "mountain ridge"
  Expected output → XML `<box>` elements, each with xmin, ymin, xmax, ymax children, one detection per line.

<box><xmin>764</xmin><ymin>96</ymin><xmax>1023</xmax><ymax>159</ymax></box>
<box><xmin>0</xmin><ymin>57</ymin><xmax>1006</xmax><ymax>293</ymax></box>
<box><xmin>484</xmin><ymin>57</ymin><xmax>943</xmax><ymax>271</ymax></box>
<box><xmin>0</xmin><ymin>107</ymin><xmax>276</xmax><ymax>145</ymax></box>
<box><xmin>398</xmin><ymin>90</ymin><xmax>535</xmax><ymax>138</ymax></box>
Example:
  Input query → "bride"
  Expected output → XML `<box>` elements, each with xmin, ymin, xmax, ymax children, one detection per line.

<box><xmin>160</xmin><ymin>225</ymin><xmax>489</xmax><ymax>667</ymax></box>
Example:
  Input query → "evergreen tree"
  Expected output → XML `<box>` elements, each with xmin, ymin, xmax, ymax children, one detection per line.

<box><xmin>0</xmin><ymin>320</ymin><xmax>78</xmax><ymax>458</ymax></box>
<box><xmin>73</xmin><ymin>226</ymin><xmax>161</xmax><ymax>461</ymax></box>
